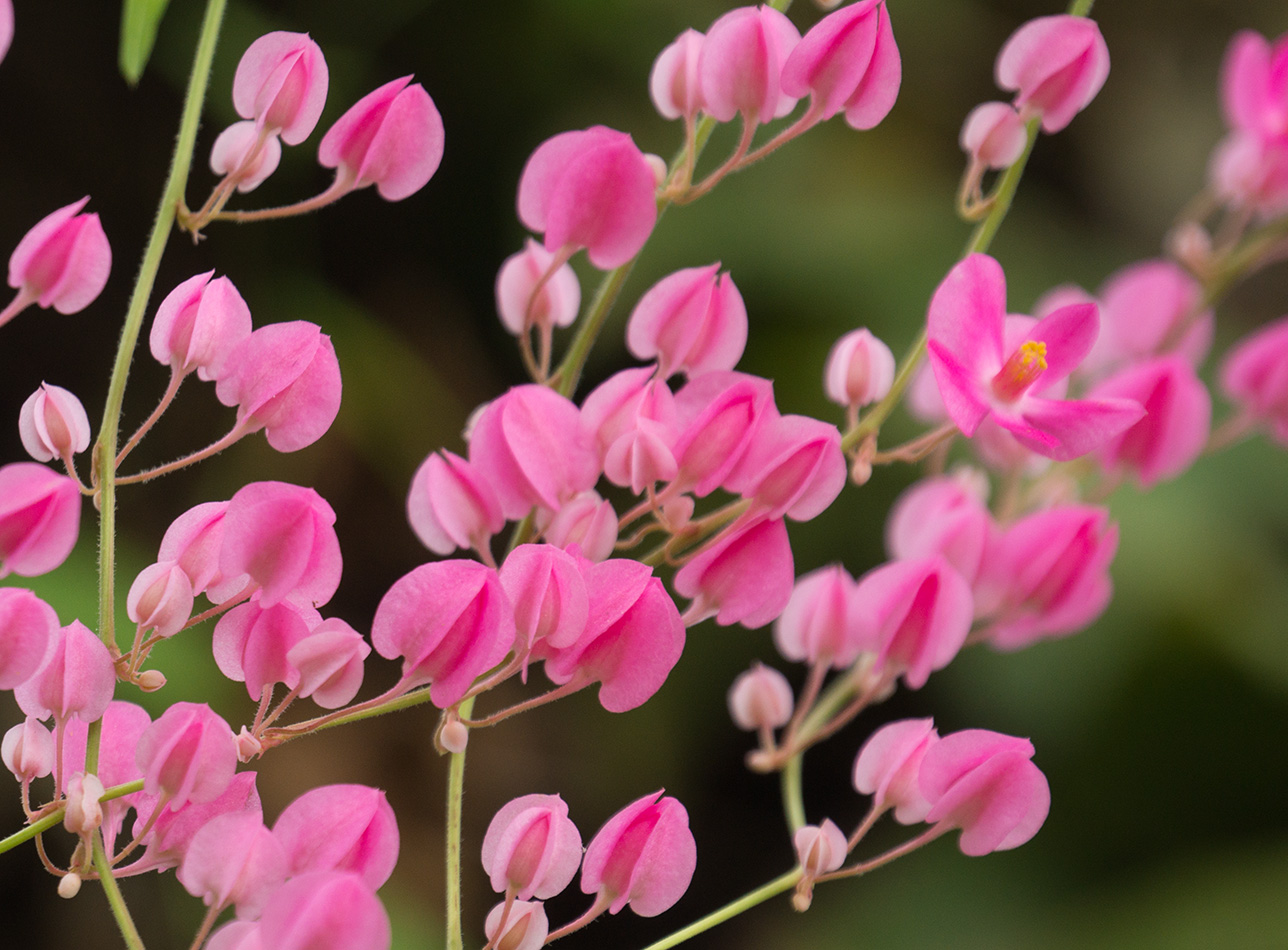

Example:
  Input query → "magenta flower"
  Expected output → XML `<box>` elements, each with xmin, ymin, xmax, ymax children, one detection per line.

<box><xmin>920</xmin><ymin>728</ymin><xmax>1051</xmax><ymax>856</ymax></box>
<box><xmin>287</xmin><ymin>618</ymin><xmax>371</xmax><ymax>709</ymax></box>
<box><xmin>995</xmin><ymin>14</ymin><xmax>1109</xmax><ymax>133</ymax></box>
<box><xmin>273</xmin><ymin>784</ymin><xmax>399</xmax><ymax>890</ymax></box>
<box><xmin>671</xmin><ymin>371</ymin><xmax>776</xmax><ymax>496</ymax></box>
<box><xmin>406</xmin><ymin>450</ymin><xmax>505</xmax><ymax>557</ymax></box>
<box><xmin>135</xmin><ymin>701</ymin><xmax>238</xmax><ymax>810</ymax></box>
<box><xmin>13</xmin><ymin>619</ymin><xmax>114</xmax><ymax>726</ymax></box>
<box><xmin>3</xmin><ymin>197</ymin><xmax>111</xmax><ymax>330</ymax></box>
<box><xmin>927</xmin><ymin>254</ymin><xmax>1144</xmax><ymax>461</ymax></box>
<box><xmin>371</xmin><ymin>559</ymin><xmax>516</xmax><ymax>707</ymax></box>
<box><xmin>159</xmin><ymin>501</ymin><xmax>234</xmax><ymax>600</ymax></box>
<box><xmin>1221</xmin><ymin>313</ymin><xmax>1288</xmax><ymax>444</ymax></box>
<box><xmin>780</xmin><ymin>0</ymin><xmax>902</xmax><ymax>129</ymax></box>
<box><xmin>499</xmin><ymin>544</ymin><xmax>589</xmax><ymax>660</ymax></box>
<box><xmin>699</xmin><ymin>5</ymin><xmax>801</xmax><ymax>124</ymax></box>
<box><xmin>517</xmin><ymin>126</ymin><xmax>659</xmax><ymax>269</ymax></box>
<box><xmin>539</xmin><ymin>490</ymin><xmax>618</xmax><ymax>562</ymax></box>
<box><xmin>726</xmin><ymin>412</ymin><xmax>847</xmax><ymax>522</ymax></box>
<box><xmin>581</xmin><ymin>790</ymin><xmax>696</xmax><ymax>917</ymax></box>
<box><xmin>853</xmin><ymin>717</ymin><xmax>940</xmax><ymax>824</ymax></box>
<box><xmin>674</xmin><ymin>517</ymin><xmax>794</xmax><ymax>629</ymax></box>
<box><xmin>774</xmin><ymin>564</ymin><xmax>866</xmax><ymax>668</ymax></box>
<box><xmin>149</xmin><ymin>271</ymin><xmax>253</xmax><ymax>381</ymax></box>
<box><xmin>0</xmin><ymin>587</ymin><xmax>58</xmax><ymax>689</ymax></box>
<box><xmin>18</xmin><ymin>383</ymin><xmax>91</xmax><ymax>464</ymax></box>
<box><xmin>580</xmin><ymin>367</ymin><xmax>678</xmax><ymax>493</ymax></box>
<box><xmin>0</xmin><ymin>463</ymin><xmax>81</xmax><ymax>579</ymax></box>
<box><xmin>626</xmin><ymin>264</ymin><xmax>748</xmax><ymax>379</ymax></box>
<box><xmin>213</xmin><ymin>595</ymin><xmax>320</xmax><ymax>700</ymax></box>
<box><xmin>257</xmin><ymin>871</ymin><xmax>391</xmax><ymax>950</ymax></box>
<box><xmin>233</xmin><ymin>32</ymin><xmax>328</xmax><ymax>145</ymax></box>
<box><xmin>318</xmin><ymin>76</ymin><xmax>445</xmax><ymax>201</ymax></box>
<box><xmin>481</xmin><ymin>793</ymin><xmax>583</xmax><ymax>900</ymax></box>
<box><xmin>178</xmin><ymin>810</ymin><xmax>288</xmax><ymax>919</ymax></box>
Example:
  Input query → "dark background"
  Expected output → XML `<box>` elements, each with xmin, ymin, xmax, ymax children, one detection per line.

<box><xmin>3</xmin><ymin>0</ymin><xmax>1288</xmax><ymax>947</ymax></box>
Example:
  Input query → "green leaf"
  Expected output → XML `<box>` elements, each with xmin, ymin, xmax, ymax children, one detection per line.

<box><xmin>118</xmin><ymin>0</ymin><xmax>173</xmax><ymax>85</ymax></box>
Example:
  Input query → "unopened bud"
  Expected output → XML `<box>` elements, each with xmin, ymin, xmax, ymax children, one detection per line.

<box><xmin>63</xmin><ymin>773</ymin><xmax>105</xmax><ymax>835</ymax></box>
<box><xmin>235</xmin><ymin>726</ymin><xmax>263</xmax><ymax>763</ymax></box>
<box><xmin>137</xmin><ymin>669</ymin><xmax>167</xmax><ymax>692</ymax></box>
<box><xmin>58</xmin><ymin>873</ymin><xmax>82</xmax><ymax>899</ymax></box>
<box><xmin>644</xmin><ymin>153</ymin><xmax>669</xmax><ymax>187</ymax></box>
<box><xmin>440</xmin><ymin>719</ymin><xmax>469</xmax><ymax>755</ymax></box>
<box><xmin>728</xmin><ymin>663</ymin><xmax>793</xmax><ymax>731</ymax></box>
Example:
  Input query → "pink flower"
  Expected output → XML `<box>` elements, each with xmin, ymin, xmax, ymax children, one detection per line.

<box><xmin>127</xmin><ymin>561</ymin><xmax>195</xmax><ymax>639</ymax></box>
<box><xmin>13</xmin><ymin>619</ymin><xmax>114</xmax><ymax>725</ymax></box>
<box><xmin>484</xmin><ymin>901</ymin><xmax>547</xmax><ymax>950</ymax></box>
<box><xmin>1220</xmin><ymin>313</ymin><xmax>1288</xmax><ymax>444</ymax></box>
<box><xmin>1220</xmin><ymin>31</ymin><xmax>1288</xmax><ymax>142</ymax></box>
<box><xmin>0</xmin><ymin>0</ymin><xmax>11</xmax><ymax>64</ymax></box>
<box><xmin>211</xmin><ymin>121</ymin><xmax>283</xmax><ymax>193</ymax></box>
<box><xmin>853</xmin><ymin>717</ymin><xmax>939</xmax><ymax>824</ymax></box>
<box><xmin>995</xmin><ymin>14</ymin><xmax>1109</xmax><ymax>133</ymax></box>
<box><xmin>626</xmin><ymin>264</ymin><xmax>747</xmax><ymax>379</ymax></box>
<box><xmin>406</xmin><ymin>450</ymin><xmax>505</xmax><ymax>557</ymax></box>
<box><xmin>824</xmin><ymin>328</ymin><xmax>895</xmax><ymax>410</ymax></box>
<box><xmin>158</xmin><ymin>501</ymin><xmax>235</xmax><ymax>600</ymax></box>
<box><xmin>371</xmin><ymin>559</ymin><xmax>516</xmax><ymax>707</ymax></box>
<box><xmin>178</xmin><ymin>810</ymin><xmax>288</xmax><ymax>919</ymax></box>
<box><xmin>215</xmin><ymin>321</ymin><xmax>342</xmax><ymax>453</ymax></box>
<box><xmin>726</xmin><ymin>412</ymin><xmax>847</xmax><ymax>522</ymax></box>
<box><xmin>318</xmin><ymin>76</ymin><xmax>445</xmax><ymax>201</ymax></box>
<box><xmin>975</xmin><ymin>504</ymin><xmax>1117</xmax><ymax>649</ymax></box>
<box><xmin>0</xmin><ymin>587</ymin><xmax>59</xmax><ymax>689</ymax></box>
<box><xmin>495</xmin><ymin>239</ymin><xmax>581</xmax><ymax>336</ymax></box>
<box><xmin>129</xmin><ymin>772</ymin><xmax>261</xmax><ymax>873</ymax></box>
<box><xmin>135</xmin><ymin>701</ymin><xmax>238</xmax><ymax>810</ymax></box>
<box><xmin>1210</xmin><ymin>130</ymin><xmax>1288</xmax><ymax>216</ymax></box>
<box><xmin>233</xmin><ymin>32</ymin><xmax>328</xmax><ymax>145</ymax></box>
<box><xmin>794</xmin><ymin>818</ymin><xmax>848</xmax><ymax>876</ymax></box>
<box><xmin>580</xmin><ymin>367</ymin><xmax>678</xmax><ymax>493</ymax></box>
<box><xmin>673</xmin><ymin>517</ymin><xmax>794</xmax><ymax>629</ymax></box>
<box><xmin>960</xmin><ymin>102</ymin><xmax>1028</xmax><ymax>170</ymax></box>
<box><xmin>18</xmin><ymin>383</ymin><xmax>91</xmax><ymax>463</ymax></box>
<box><xmin>773</xmin><ymin>565</ymin><xmax>866</xmax><ymax>668</ymax></box>
<box><xmin>884</xmin><ymin>473</ymin><xmax>993</xmax><ymax>587</ymax></box>
<box><xmin>581</xmin><ymin>790</ymin><xmax>696</xmax><ymax>917</ymax></box>
<box><xmin>3</xmin><ymin>197</ymin><xmax>111</xmax><ymax>328</ymax></box>
<box><xmin>499</xmin><ymin>544</ymin><xmax>589</xmax><ymax>660</ymax></box>
<box><xmin>273</xmin><ymin>784</ymin><xmax>399</xmax><ymax>890</ymax></box>
<box><xmin>150</xmin><ymin>271</ymin><xmax>253</xmax><ymax>381</ymax></box>
<box><xmin>651</xmin><ymin>29</ymin><xmax>706</xmax><ymax>121</ymax></box>
<box><xmin>213</xmin><ymin>595</ymin><xmax>320</xmax><ymax>700</ymax></box>
<box><xmin>0</xmin><ymin>463</ymin><xmax>82</xmax><ymax>579</ymax></box>
<box><xmin>699</xmin><ymin>6</ymin><xmax>801</xmax><ymax>124</ymax></box>
<box><xmin>286</xmin><ymin>618</ymin><xmax>370</xmax><ymax>709</ymax></box>
<box><xmin>2</xmin><ymin>718</ymin><xmax>55</xmax><ymax>783</ymax></box>
<box><xmin>218</xmin><ymin>481</ymin><xmax>341</xmax><ymax>609</ymax></box>
<box><xmin>671</xmin><ymin>371</ymin><xmax>776</xmax><ymax>496</ymax></box>
<box><xmin>926</xmin><ymin>254</ymin><xmax>1144</xmax><ymax>461</ymax></box>
<box><xmin>1088</xmin><ymin>356</ymin><xmax>1211</xmax><ymax>486</ymax></box>
<box><xmin>517</xmin><ymin>126</ymin><xmax>659</xmax><ymax>269</ymax></box>
<box><xmin>727</xmin><ymin>662</ymin><xmax>794</xmax><ymax>731</ymax></box>
<box><xmin>63</xmin><ymin>772</ymin><xmax>105</xmax><ymax>835</ymax></box>
<box><xmin>538</xmin><ymin>490</ymin><xmax>618</xmax><ymax>562</ymax></box>
<box><xmin>58</xmin><ymin>701</ymin><xmax>152</xmax><ymax>851</ymax></box>
<box><xmin>780</xmin><ymin>0</ymin><xmax>901</xmax><ymax>129</ymax></box>
<box><xmin>1090</xmin><ymin>259</ymin><xmax>1212</xmax><ymax>373</ymax></box>
<box><xmin>257</xmin><ymin>871</ymin><xmax>391</xmax><ymax>950</ymax></box>
<box><xmin>481</xmin><ymin>793</ymin><xmax>583</xmax><ymax>900</ymax></box>
<box><xmin>920</xmin><ymin>728</ymin><xmax>1050</xmax><ymax>856</ymax></box>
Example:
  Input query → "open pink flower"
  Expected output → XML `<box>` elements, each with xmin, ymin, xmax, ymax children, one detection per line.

<box><xmin>482</xmin><ymin>793</ymin><xmax>582</xmax><ymax>901</ymax></box>
<box><xmin>233</xmin><ymin>32</ymin><xmax>328</xmax><ymax>145</ymax></box>
<box><xmin>517</xmin><ymin>126</ymin><xmax>659</xmax><ymax>269</ymax></box>
<box><xmin>319</xmin><ymin>76</ymin><xmax>444</xmax><ymax>201</ymax></box>
<box><xmin>581</xmin><ymin>790</ymin><xmax>696</xmax><ymax>917</ymax></box>
<box><xmin>995</xmin><ymin>14</ymin><xmax>1109</xmax><ymax>133</ymax></box>
<box><xmin>3</xmin><ymin>197</ymin><xmax>111</xmax><ymax>327</ymax></box>
<box><xmin>927</xmin><ymin>254</ymin><xmax>1143</xmax><ymax>461</ymax></box>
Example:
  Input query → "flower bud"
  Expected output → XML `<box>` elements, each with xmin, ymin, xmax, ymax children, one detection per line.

<box><xmin>495</xmin><ymin>239</ymin><xmax>581</xmax><ymax>336</ymax></box>
<box><xmin>539</xmin><ymin>491</ymin><xmax>618</xmax><ymax>562</ymax></box>
<box><xmin>127</xmin><ymin>561</ymin><xmax>195</xmax><ymax>640</ymax></box>
<box><xmin>406</xmin><ymin>450</ymin><xmax>505</xmax><ymax>557</ymax></box>
<box><xmin>63</xmin><ymin>772</ymin><xmax>105</xmax><ymax>835</ymax></box>
<box><xmin>211</xmin><ymin>121</ymin><xmax>283</xmax><ymax>193</ymax></box>
<box><xmin>824</xmin><ymin>328</ymin><xmax>895</xmax><ymax>409</ymax></box>
<box><xmin>650</xmin><ymin>29</ymin><xmax>706</xmax><ymax>121</ymax></box>
<box><xmin>2</xmin><ymin>717</ymin><xmax>55</xmax><ymax>782</ymax></box>
<box><xmin>727</xmin><ymin>663</ymin><xmax>793</xmax><ymax>731</ymax></box>
<box><xmin>5</xmin><ymin>197</ymin><xmax>111</xmax><ymax>323</ymax></box>
<box><xmin>484</xmin><ymin>900</ymin><xmax>548</xmax><ymax>950</ymax></box>
<box><xmin>959</xmin><ymin>101</ymin><xmax>1027</xmax><ymax>170</ymax></box>
<box><xmin>699</xmin><ymin>6</ymin><xmax>801</xmax><ymax>124</ymax></box>
<box><xmin>995</xmin><ymin>15</ymin><xmax>1109</xmax><ymax>133</ymax></box>
<box><xmin>150</xmin><ymin>271</ymin><xmax>253</xmax><ymax>381</ymax></box>
<box><xmin>19</xmin><ymin>383</ymin><xmax>91</xmax><ymax>463</ymax></box>
<box><xmin>481</xmin><ymin>793</ymin><xmax>582</xmax><ymax>900</ymax></box>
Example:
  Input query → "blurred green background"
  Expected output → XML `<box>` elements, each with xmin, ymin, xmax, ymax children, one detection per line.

<box><xmin>2</xmin><ymin>0</ymin><xmax>1288</xmax><ymax>947</ymax></box>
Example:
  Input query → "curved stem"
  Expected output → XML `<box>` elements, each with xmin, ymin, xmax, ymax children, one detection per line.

<box><xmin>94</xmin><ymin>830</ymin><xmax>145</xmax><ymax>950</ymax></box>
<box><xmin>116</xmin><ymin>367</ymin><xmax>185</xmax><ymax>468</ymax></box>
<box><xmin>0</xmin><ymin>287</ymin><xmax>36</xmax><ymax>329</ymax></box>
<box><xmin>779</xmin><ymin>754</ymin><xmax>806</xmax><ymax>834</ymax></box>
<box><xmin>261</xmin><ymin>681</ymin><xmax>434</xmax><ymax>745</ymax></box>
<box><xmin>634</xmin><ymin>869</ymin><xmax>803</xmax><ymax>950</ymax></box>
<box><xmin>207</xmin><ymin>175</ymin><xmax>352</xmax><ymax>225</ymax></box>
<box><xmin>114</xmin><ymin>422</ymin><xmax>248</xmax><ymax>486</ymax></box>
<box><xmin>445</xmin><ymin>694</ymin><xmax>475</xmax><ymax>950</ymax></box>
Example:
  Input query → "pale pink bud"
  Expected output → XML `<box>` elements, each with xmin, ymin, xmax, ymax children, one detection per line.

<box><xmin>0</xmin><ymin>587</ymin><xmax>58</xmax><ymax>689</ymax></box>
<box><xmin>127</xmin><ymin>560</ymin><xmax>195</xmax><ymax>639</ymax></box>
<box><xmin>14</xmin><ymin>620</ymin><xmax>114</xmax><ymax>724</ymax></box>
<box><xmin>959</xmin><ymin>101</ymin><xmax>1027</xmax><ymax>170</ymax></box>
<box><xmin>780</xmin><ymin>0</ymin><xmax>901</xmax><ymax>129</ymax></box>
<box><xmin>2</xmin><ymin>717</ymin><xmax>55</xmax><ymax>782</ymax></box>
<box><xmin>468</xmin><ymin>385</ymin><xmax>599</xmax><ymax>519</ymax></box>
<box><xmin>213</xmin><ymin>595</ymin><xmax>320</xmax><ymax>700</ymax></box>
<box><xmin>853</xmin><ymin>556</ymin><xmax>973</xmax><ymax>690</ymax></box>
<box><xmin>258</xmin><ymin>871</ymin><xmax>391</xmax><ymax>950</ymax></box>
<box><xmin>495</xmin><ymin>239</ymin><xmax>581</xmax><ymax>335</ymax></box>
<box><xmin>150</xmin><ymin>271</ymin><xmax>253</xmax><ymax>381</ymax></box>
<box><xmin>674</xmin><ymin>517</ymin><xmax>794</xmax><ymax>629</ymax></box>
<box><xmin>794</xmin><ymin>818</ymin><xmax>847</xmax><ymax>876</ymax></box>
<box><xmin>1221</xmin><ymin>313</ymin><xmax>1288</xmax><ymax>444</ymax></box>
<box><xmin>500</xmin><ymin>544</ymin><xmax>589</xmax><ymax>657</ymax></box>
<box><xmin>215</xmin><ymin>321</ymin><xmax>342</xmax><ymax>453</ymax></box>
<box><xmin>210</xmin><ymin>121</ymin><xmax>283</xmax><ymax>193</ymax></box>
<box><xmin>672</xmin><ymin>371</ymin><xmax>776</xmax><ymax>496</ymax></box>
<box><xmin>484</xmin><ymin>900</ymin><xmax>548</xmax><ymax>950</ymax></box>
<box><xmin>626</xmin><ymin>264</ymin><xmax>748</xmax><ymax>379</ymax></box>
<box><xmin>319</xmin><ymin>75</ymin><xmax>445</xmax><ymax>201</ymax></box>
<box><xmin>287</xmin><ymin>618</ymin><xmax>370</xmax><ymax>709</ymax></box>
<box><xmin>516</xmin><ymin>126</ymin><xmax>659</xmax><ymax>270</ymax></box>
<box><xmin>18</xmin><ymin>383</ymin><xmax>91</xmax><ymax>463</ymax></box>
<box><xmin>5</xmin><ymin>197</ymin><xmax>111</xmax><ymax>318</ymax></box>
<box><xmin>58</xmin><ymin>874</ymin><xmax>81</xmax><ymax>899</ymax></box>
<box><xmin>727</xmin><ymin>413</ymin><xmax>847</xmax><ymax>522</ymax></box>
<box><xmin>63</xmin><ymin>772</ymin><xmax>105</xmax><ymax>834</ymax></box>
<box><xmin>699</xmin><ymin>6</ymin><xmax>802</xmax><ymax>124</ymax></box>
<box><xmin>885</xmin><ymin>474</ymin><xmax>993</xmax><ymax>586</ymax></box>
<box><xmin>273</xmin><ymin>784</ymin><xmax>400</xmax><ymax>889</ymax></box>
<box><xmin>995</xmin><ymin>15</ymin><xmax>1109</xmax><ymax>133</ymax></box>
<box><xmin>852</xmin><ymin>717</ymin><xmax>939</xmax><ymax>823</ymax></box>
<box><xmin>727</xmin><ymin>663</ymin><xmax>793</xmax><ymax>731</ymax></box>
<box><xmin>233</xmin><ymin>32</ymin><xmax>328</xmax><ymax>145</ymax></box>
<box><xmin>0</xmin><ymin>463</ymin><xmax>81</xmax><ymax>579</ymax></box>
<box><xmin>406</xmin><ymin>450</ymin><xmax>505</xmax><ymax>557</ymax></box>
<box><xmin>482</xmin><ymin>793</ymin><xmax>582</xmax><ymax>900</ymax></box>
<box><xmin>372</xmin><ymin>559</ymin><xmax>516</xmax><ymax>707</ymax></box>
<box><xmin>135</xmin><ymin>701</ymin><xmax>237</xmax><ymax>809</ymax></box>
<box><xmin>1088</xmin><ymin>356</ymin><xmax>1211</xmax><ymax>487</ymax></box>
<box><xmin>541</xmin><ymin>559</ymin><xmax>685</xmax><ymax>713</ymax></box>
<box><xmin>539</xmin><ymin>490</ymin><xmax>618</xmax><ymax>562</ymax></box>
<box><xmin>824</xmin><ymin>328</ymin><xmax>895</xmax><ymax>409</ymax></box>
<box><xmin>218</xmin><ymin>481</ymin><xmax>342</xmax><ymax>609</ymax></box>
<box><xmin>773</xmin><ymin>564</ymin><xmax>866</xmax><ymax>668</ymax></box>
<box><xmin>581</xmin><ymin>790</ymin><xmax>696</xmax><ymax>917</ymax></box>
<box><xmin>1209</xmin><ymin>130</ymin><xmax>1288</xmax><ymax>217</ymax></box>
<box><xmin>920</xmin><ymin>729</ymin><xmax>1050</xmax><ymax>856</ymax></box>
<box><xmin>440</xmin><ymin>717</ymin><xmax>469</xmax><ymax>754</ymax></box>
<box><xmin>650</xmin><ymin>29</ymin><xmax>706</xmax><ymax>120</ymax></box>
<box><xmin>178</xmin><ymin>810</ymin><xmax>288</xmax><ymax>919</ymax></box>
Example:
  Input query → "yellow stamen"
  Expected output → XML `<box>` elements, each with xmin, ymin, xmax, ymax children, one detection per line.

<box><xmin>991</xmin><ymin>340</ymin><xmax>1048</xmax><ymax>402</ymax></box>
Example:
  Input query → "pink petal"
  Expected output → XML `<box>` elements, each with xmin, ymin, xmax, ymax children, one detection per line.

<box><xmin>1023</xmin><ymin>301</ymin><xmax>1099</xmax><ymax>383</ymax></box>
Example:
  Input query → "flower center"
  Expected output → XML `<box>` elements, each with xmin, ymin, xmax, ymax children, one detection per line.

<box><xmin>991</xmin><ymin>340</ymin><xmax>1048</xmax><ymax>402</ymax></box>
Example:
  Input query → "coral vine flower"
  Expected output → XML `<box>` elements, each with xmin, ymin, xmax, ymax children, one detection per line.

<box><xmin>774</xmin><ymin>564</ymin><xmax>866</xmax><ymax>668</ymax></box>
<box><xmin>699</xmin><ymin>5</ymin><xmax>801</xmax><ymax>124</ymax></box>
<box><xmin>960</xmin><ymin>102</ymin><xmax>1028</xmax><ymax>171</ymax></box>
<box><xmin>481</xmin><ymin>793</ymin><xmax>583</xmax><ymax>900</ymax></box>
<box><xmin>178</xmin><ymin>810</ymin><xmax>288</xmax><ymax>919</ymax></box>
<box><xmin>150</xmin><ymin>271</ymin><xmax>253</xmax><ymax>381</ymax></box>
<box><xmin>484</xmin><ymin>900</ymin><xmax>547</xmax><ymax>950</ymax></box>
<box><xmin>0</xmin><ymin>0</ymin><xmax>11</xmax><ymax>65</ymax></box>
<box><xmin>626</xmin><ymin>264</ymin><xmax>748</xmax><ymax>379</ymax></box>
<box><xmin>995</xmin><ymin>15</ymin><xmax>1109</xmax><ymax>134</ymax></box>
<box><xmin>0</xmin><ymin>462</ymin><xmax>82</xmax><ymax>578</ymax></box>
<box><xmin>135</xmin><ymin>701</ymin><xmax>238</xmax><ymax>810</ymax></box>
<box><xmin>853</xmin><ymin>717</ymin><xmax>940</xmax><ymax>824</ymax></box>
<box><xmin>3</xmin><ymin>197</ymin><xmax>111</xmax><ymax>328</ymax></box>
<box><xmin>319</xmin><ymin>76</ymin><xmax>445</xmax><ymax>201</ymax></box>
<box><xmin>14</xmin><ymin>619</ymin><xmax>114</xmax><ymax>726</ymax></box>
<box><xmin>19</xmin><ymin>383</ymin><xmax>91</xmax><ymax>463</ymax></box>
<box><xmin>0</xmin><ymin>587</ymin><xmax>58</xmax><ymax>690</ymax></box>
<box><xmin>651</xmin><ymin>29</ymin><xmax>706</xmax><ymax>121</ymax></box>
<box><xmin>926</xmin><ymin>254</ymin><xmax>1144</xmax><ymax>461</ymax></box>
<box><xmin>495</xmin><ymin>238</ymin><xmax>581</xmax><ymax>336</ymax></box>
<box><xmin>517</xmin><ymin>126</ymin><xmax>659</xmax><ymax>270</ymax></box>
<box><xmin>1221</xmin><ymin>313</ymin><xmax>1288</xmax><ymax>442</ymax></box>
<box><xmin>673</xmin><ymin>517</ymin><xmax>794</xmax><ymax>629</ymax></box>
<box><xmin>727</xmin><ymin>662</ymin><xmax>794</xmax><ymax>731</ymax></box>
<box><xmin>406</xmin><ymin>450</ymin><xmax>505</xmax><ymax>557</ymax></box>
<box><xmin>211</xmin><ymin>121</ymin><xmax>283</xmax><ymax>193</ymax></box>
<box><xmin>233</xmin><ymin>32</ymin><xmax>328</xmax><ymax>146</ymax></box>
<box><xmin>273</xmin><ymin>784</ymin><xmax>400</xmax><ymax>889</ymax></box>
<box><xmin>824</xmin><ymin>328</ymin><xmax>895</xmax><ymax>410</ymax></box>
<box><xmin>257</xmin><ymin>871</ymin><xmax>391</xmax><ymax>950</ymax></box>
<box><xmin>1221</xmin><ymin>30</ymin><xmax>1288</xmax><ymax>141</ymax></box>
<box><xmin>581</xmin><ymin>790</ymin><xmax>697</xmax><ymax>917</ymax></box>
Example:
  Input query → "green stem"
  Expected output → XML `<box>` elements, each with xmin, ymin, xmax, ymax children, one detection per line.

<box><xmin>94</xmin><ymin>830</ymin><xmax>145</xmax><ymax>950</ymax></box>
<box><xmin>780</xmin><ymin>755</ymin><xmax>805</xmax><ymax>833</ymax></box>
<box><xmin>93</xmin><ymin>0</ymin><xmax>228</xmax><ymax>663</ymax></box>
<box><xmin>636</xmin><ymin>869</ymin><xmax>803</xmax><ymax>950</ymax></box>
<box><xmin>445</xmin><ymin>694</ymin><xmax>475</xmax><ymax>950</ymax></box>
<box><xmin>552</xmin><ymin>261</ymin><xmax>637</xmax><ymax>399</ymax></box>
<box><xmin>0</xmin><ymin>780</ymin><xmax>144</xmax><ymax>856</ymax></box>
